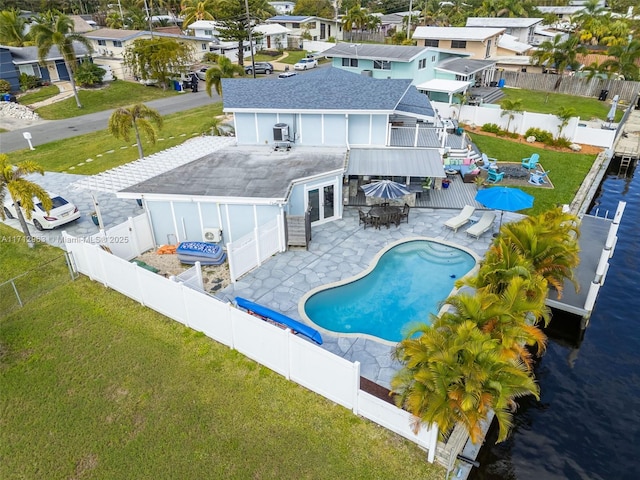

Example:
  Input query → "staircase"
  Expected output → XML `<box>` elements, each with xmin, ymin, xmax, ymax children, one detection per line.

<box><xmin>480</xmin><ymin>88</ymin><xmax>505</xmax><ymax>105</ymax></box>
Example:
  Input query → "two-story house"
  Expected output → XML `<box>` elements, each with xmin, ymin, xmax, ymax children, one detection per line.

<box><xmin>113</xmin><ymin>69</ymin><xmax>454</xmax><ymax>252</ymax></box>
<box><xmin>266</xmin><ymin>15</ymin><xmax>344</xmax><ymax>44</ymax></box>
<box><xmin>82</xmin><ymin>28</ymin><xmax>211</xmax><ymax>79</ymax></box>
<box><xmin>465</xmin><ymin>17</ymin><xmax>543</xmax><ymax>45</ymax></box>
<box><xmin>412</xmin><ymin>27</ymin><xmax>504</xmax><ymax>59</ymax></box>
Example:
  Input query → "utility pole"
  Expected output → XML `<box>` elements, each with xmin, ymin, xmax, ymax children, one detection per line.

<box><xmin>245</xmin><ymin>0</ymin><xmax>256</xmax><ymax>78</ymax></box>
<box><xmin>144</xmin><ymin>0</ymin><xmax>154</xmax><ymax>37</ymax></box>
<box><xmin>407</xmin><ymin>0</ymin><xmax>413</xmax><ymax>39</ymax></box>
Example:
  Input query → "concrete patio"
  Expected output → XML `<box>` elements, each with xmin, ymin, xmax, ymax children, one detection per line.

<box><xmin>217</xmin><ymin>206</ymin><xmax>524</xmax><ymax>389</ymax></box>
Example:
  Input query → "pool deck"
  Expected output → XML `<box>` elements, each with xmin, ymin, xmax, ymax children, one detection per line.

<box><xmin>217</xmin><ymin>206</ymin><xmax>523</xmax><ymax>389</ymax></box>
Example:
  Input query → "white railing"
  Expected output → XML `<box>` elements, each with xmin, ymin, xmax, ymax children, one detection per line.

<box><xmin>227</xmin><ymin>216</ymin><xmax>284</xmax><ymax>282</ymax></box>
<box><xmin>62</xmin><ymin>233</ymin><xmax>438</xmax><ymax>462</ymax></box>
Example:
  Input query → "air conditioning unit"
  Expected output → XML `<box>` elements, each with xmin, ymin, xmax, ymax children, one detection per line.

<box><xmin>203</xmin><ymin>227</ymin><xmax>222</xmax><ymax>243</ymax></box>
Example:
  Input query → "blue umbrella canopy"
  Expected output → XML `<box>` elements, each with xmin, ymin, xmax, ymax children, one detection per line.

<box><xmin>475</xmin><ymin>187</ymin><xmax>534</xmax><ymax>231</ymax></box>
<box><xmin>361</xmin><ymin>180</ymin><xmax>410</xmax><ymax>199</ymax></box>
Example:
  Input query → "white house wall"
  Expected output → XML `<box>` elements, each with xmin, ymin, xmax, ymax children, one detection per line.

<box><xmin>300</xmin><ymin>114</ymin><xmax>323</xmax><ymax>144</ymax></box>
<box><xmin>324</xmin><ymin>114</ymin><xmax>347</xmax><ymax>145</ymax></box>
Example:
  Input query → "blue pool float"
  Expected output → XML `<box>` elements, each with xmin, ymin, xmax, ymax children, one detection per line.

<box><xmin>176</xmin><ymin>241</ymin><xmax>226</xmax><ymax>265</ymax></box>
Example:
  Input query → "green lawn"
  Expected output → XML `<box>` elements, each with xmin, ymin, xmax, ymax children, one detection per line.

<box><xmin>279</xmin><ymin>50</ymin><xmax>309</xmax><ymax>64</ymax></box>
<box><xmin>17</xmin><ymin>84</ymin><xmax>60</xmax><ymax>105</ymax></box>
<box><xmin>35</xmin><ymin>81</ymin><xmax>178</xmax><ymax>120</ymax></box>
<box><xmin>7</xmin><ymin>103</ymin><xmax>224</xmax><ymax>175</ymax></box>
<box><xmin>470</xmin><ymin>133</ymin><xmax>595</xmax><ymax>214</ymax></box>
<box><xmin>0</xmin><ymin>224</ymin><xmax>443</xmax><ymax>480</ymax></box>
<box><xmin>499</xmin><ymin>87</ymin><xmax>623</xmax><ymax>122</ymax></box>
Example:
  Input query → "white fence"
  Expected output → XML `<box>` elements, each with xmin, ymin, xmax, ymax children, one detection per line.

<box><xmin>433</xmin><ymin>101</ymin><xmax>617</xmax><ymax>149</ymax></box>
<box><xmin>88</xmin><ymin>213</ymin><xmax>154</xmax><ymax>260</ymax></box>
<box><xmin>227</xmin><ymin>216</ymin><xmax>284</xmax><ymax>283</ymax></box>
<box><xmin>63</xmin><ymin>233</ymin><xmax>439</xmax><ymax>462</ymax></box>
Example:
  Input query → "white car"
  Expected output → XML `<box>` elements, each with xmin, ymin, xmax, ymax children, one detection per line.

<box><xmin>294</xmin><ymin>58</ymin><xmax>318</xmax><ymax>70</ymax></box>
<box><xmin>194</xmin><ymin>67</ymin><xmax>209</xmax><ymax>81</ymax></box>
<box><xmin>3</xmin><ymin>193</ymin><xmax>81</xmax><ymax>230</ymax></box>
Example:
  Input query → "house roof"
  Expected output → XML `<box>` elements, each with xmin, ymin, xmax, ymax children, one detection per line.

<box><xmin>436</xmin><ymin>57</ymin><xmax>496</xmax><ymax>75</ymax></box>
<box><xmin>187</xmin><ymin>20</ymin><xmax>218</xmax><ymax>30</ymax></box>
<box><xmin>70</xmin><ymin>15</ymin><xmax>96</xmax><ymax>33</ymax></box>
<box><xmin>415</xmin><ymin>79</ymin><xmax>471</xmax><ymax>95</ymax></box>
<box><xmin>118</xmin><ymin>145</ymin><xmax>347</xmax><ymax>201</ymax></box>
<box><xmin>413</xmin><ymin>26</ymin><xmax>505</xmax><ymax>41</ymax></box>
<box><xmin>535</xmin><ymin>6</ymin><xmax>584</xmax><ymax>14</ymax></box>
<box><xmin>83</xmin><ymin>28</ymin><xmax>210</xmax><ymax>42</ymax></box>
<box><xmin>347</xmin><ymin>148</ymin><xmax>445</xmax><ymax>177</ymax></box>
<box><xmin>223</xmin><ymin>68</ymin><xmax>435</xmax><ymax>117</ymax></box>
<box><xmin>254</xmin><ymin>23</ymin><xmax>291</xmax><ymax>35</ymax></box>
<box><xmin>498</xmin><ymin>34</ymin><xmax>532</xmax><ymax>54</ymax></box>
<box><xmin>323</xmin><ymin>43</ymin><xmax>429</xmax><ymax>62</ymax></box>
<box><xmin>2</xmin><ymin>42</ymin><xmax>90</xmax><ymax>64</ymax></box>
<box><xmin>466</xmin><ymin>17</ymin><xmax>543</xmax><ymax>28</ymax></box>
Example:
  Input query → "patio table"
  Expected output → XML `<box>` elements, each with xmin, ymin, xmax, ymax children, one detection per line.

<box><xmin>369</xmin><ymin>206</ymin><xmax>402</xmax><ymax>229</ymax></box>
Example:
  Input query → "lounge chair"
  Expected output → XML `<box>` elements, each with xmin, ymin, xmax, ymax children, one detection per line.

<box><xmin>465</xmin><ymin>211</ymin><xmax>496</xmax><ymax>238</ymax></box>
<box><xmin>529</xmin><ymin>170</ymin><xmax>550</xmax><ymax>185</ymax></box>
<box><xmin>444</xmin><ymin>205</ymin><xmax>476</xmax><ymax>232</ymax></box>
<box><xmin>522</xmin><ymin>153</ymin><xmax>540</xmax><ymax>170</ymax></box>
<box><xmin>486</xmin><ymin>169</ymin><xmax>504</xmax><ymax>183</ymax></box>
<box><xmin>480</xmin><ymin>153</ymin><xmax>498</xmax><ymax>170</ymax></box>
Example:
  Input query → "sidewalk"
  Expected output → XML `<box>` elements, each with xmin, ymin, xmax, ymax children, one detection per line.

<box><xmin>29</xmin><ymin>81</ymin><xmax>75</xmax><ymax>109</ymax></box>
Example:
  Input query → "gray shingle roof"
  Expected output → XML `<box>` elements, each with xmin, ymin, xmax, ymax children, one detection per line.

<box><xmin>223</xmin><ymin>67</ymin><xmax>434</xmax><ymax>117</ymax></box>
<box><xmin>436</xmin><ymin>58</ymin><xmax>496</xmax><ymax>75</ymax></box>
<box><xmin>322</xmin><ymin>43</ymin><xmax>429</xmax><ymax>62</ymax></box>
<box><xmin>3</xmin><ymin>42</ymin><xmax>90</xmax><ymax>64</ymax></box>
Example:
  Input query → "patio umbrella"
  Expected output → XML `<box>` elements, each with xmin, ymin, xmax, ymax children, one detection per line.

<box><xmin>475</xmin><ymin>186</ymin><xmax>534</xmax><ymax>231</ymax></box>
<box><xmin>607</xmin><ymin>95</ymin><xmax>619</xmax><ymax>122</ymax></box>
<box><xmin>361</xmin><ymin>180</ymin><xmax>410</xmax><ymax>199</ymax></box>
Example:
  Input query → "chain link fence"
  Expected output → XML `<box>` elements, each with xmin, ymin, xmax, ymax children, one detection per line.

<box><xmin>0</xmin><ymin>253</ymin><xmax>77</xmax><ymax>316</ymax></box>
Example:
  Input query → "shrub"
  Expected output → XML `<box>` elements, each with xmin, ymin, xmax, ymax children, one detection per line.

<box><xmin>0</xmin><ymin>79</ymin><xmax>11</xmax><ymax>93</ymax></box>
<box><xmin>203</xmin><ymin>52</ymin><xmax>219</xmax><ymax>63</ymax></box>
<box><xmin>481</xmin><ymin>123</ymin><xmax>501</xmax><ymax>134</ymax></box>
<box><xmin>74</xmin><ymin>62</ymin><xmax>106</xmax><ymax>87</ymax></box>
<box><xmin>19</xmin><ymin>73</ymin><xmax>40</xmax><ymax>91</ymax></box>
<box><xmin>551</xmin><ymin>136</ymin><xmax>572</xmax><ymax>148</ymax></box>
<box><xmin>525</xmin><ymin>127</ymin><xmax>553</xmax><ymax>144</ymax></box>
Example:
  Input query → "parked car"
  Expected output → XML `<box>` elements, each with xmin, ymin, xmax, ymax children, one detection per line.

<box><xmin>244</xmin><ymin>62</ymin><xmax>274</xmax><ymax>75</ymax></box>
<box><xmin>294</xmin><ymin>58</ymin><xmax>318</xmax><ymax>70</ymax></box>
<box><xmin>278</xmin><ymin>71</ymin><xmax>298</xmax><ymax>79</ymax></box>
<box><xmin>194</xmin><ymin>67</ymin><xmax>209</xmax><ymax>81</ymax></box>
<box><xmin>3</xmin><ymin>193</ymin><xmax>81</xmax><ymax>230</ymax></box>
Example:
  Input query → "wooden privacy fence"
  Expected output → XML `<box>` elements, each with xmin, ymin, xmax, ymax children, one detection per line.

<box><xmin>499</xmin><ymin>71</ymin><xmax>640</xmax><ymax>104</ymax></box>
<box><xmin>63</xmin><ymin>232</ymin><xmax>439</xmax><ymax>462</ymax></box>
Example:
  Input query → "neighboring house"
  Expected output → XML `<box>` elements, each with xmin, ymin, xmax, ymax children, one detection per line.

<box><xmin>254</xmin><ymin>23</ymin><xmax>290</xmax><ymax>51</ymax></box>
<box><xmin>323</xmin><ymin>43</ymin><xmax>470</xmax><ymax>85</ymax></box>
<box><xmin>465</xmin><ymin>17</ymin><xmax>543</xmax><ymax>44</ymax></box>
<box><xmin>82</xmin><ymin>28</ymin><xmax>211</xmax><ymax>79</ymax></box>
<box><xmin>266</xmin><ymin>15</ymin><xmax>344</xmax><ymax>43</ymax></box>
<box><xmin>493</xmin><ymin>34</ymin><xmax>535</xmax><ymax>72</ymax></box>
<box><xmin>269</xmin><ymin>1</ymin><xmax>296</xmax><ymax>15</ymax></box>
<box><xmin>113</xmin><ymin>69</ymin><xmax>449</xmax><ymax>251</ymax></box>
<box><xmin>419</xmin><ymin>57</ymin><xmax>497</xmax><ymax>102</ymax></box>
<box><xmin>0</xmin><ymin>43</ymin><xmax>90</xmax><ymax>92</ymax></box>
<box><xmin>186</xmin><ymin>20</ymin><xmax>253</xmax><ymax>62</ymax></box>
<box><xmin>535</xmin><ymin>5</ymin><xmax>585</xmax><ymax>22</ymax></box>
<box><xmin>412</xmin><ymin>27</ymin><xmax>504</xmax><ymax>59</ymax></box>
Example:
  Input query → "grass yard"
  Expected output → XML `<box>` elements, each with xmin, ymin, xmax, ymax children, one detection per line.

<box><xmin>279</xmin><ymin>50</ymin><xmax>309</xmax><ymax>65</ymax></box>
<box><xmin>16</xmin><ymin>84</ymin><xmax>60</xmax><ymax>105</ymax></box>
<box><xmin>470</xmin><ymin>133</ymin><xmax>595</xmax><ymax>214</ymax></box>
<box><xmin>35</xmin><ymin>81</ymin><xmax>177</xmax><ymax>120</ymax></box>
<box><xmin>499</xmin><ymin>87</ymin><xmax>623</xmax><ymax>122</ymax></box>
<box><xmin>6</xmin><ymin>103</ymin><xmax>225</xmax><ymax>175</ymax></box>
<box><xmin>0</xmin><ymin>227</ymin><xmax>443</xmax><ymax>480</ymax></box>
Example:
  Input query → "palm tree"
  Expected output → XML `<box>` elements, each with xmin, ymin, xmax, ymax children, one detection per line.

<box><xmin>601</xmin><ymin>39</ymin><xmax>640</xmax><ymax>81</ymax></box>
<box><xmin>531</xmin><ymin>34</ymin><xmax>586</xmax><ymax>89</ymax></box>
<box><xmin>204</xmin><ymin>56</ymin><xmax>245</xmax><ymax>97</ymax></box>
<box><xmin>556</xmin><ymin>106</ymin><xmax>576</xmax><ymax>138</ymax></box>
<box><xmin>30</xmin><ymin>12</ymin><xmax>93</xmax><ymax>109</ymax></box>
<box><xmin>0</xmin><ymin>8</ymin><xmax>30</xmax><ymax>46</ymax></box>
<box><xmin>500</xmin><ymin>98</ymin><xmax>523</xmax><ymax>133</ymax></box>
<box><xmin>108</xmin><ymin>104</ymin><xmax>164</xmax><ymax>160</ymax></box>
<box><xmin>180</xmin><ymin>0</ymin><xmax>216</xmax><ymax>28</ymax></box>
<box><xmin>0</xmin><ymin>155</ymin><xmax>52</xmax><ymax>249</ymax></box>
<box><xmin>342</xmin><ymin>5</ymin><xmax>368</xmax><ymax>41</ymax></box>
<box><xmin>392</xmin><ymin>320</ymin><xmax>539</xmax><ymax>443</ymax></box>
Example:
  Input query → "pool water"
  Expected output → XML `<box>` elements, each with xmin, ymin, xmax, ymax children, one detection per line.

<box><xmin>302</xmin><ymin>240</ymin><xmax>476</xmax><ymax>342</ymax></box>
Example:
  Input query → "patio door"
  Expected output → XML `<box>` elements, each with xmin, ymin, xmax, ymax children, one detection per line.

<box><xmin>307</xmin><ymin>183</ymin><xmax>335</xmax><ymax>225</ymax></box>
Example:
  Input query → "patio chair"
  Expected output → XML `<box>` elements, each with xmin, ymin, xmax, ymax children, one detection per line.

<box><xmin>529</xmin><ymin>170</ymin><xmax>550</xmax><ymax>185</ymax></box>
<box><xmin>480</xmin><ymin>153</ymin><xmax>498</xmax><ymax>170</ymax></box>
<box><xmin>486</xmin><ymin>169</ymin><xmax>505</xmax><ymax>183</ymax></box>
<box><xmin>399</xmin><ymin>203</ymin><xmax>410</xmax><ymax>223</ymax></box>
<box><xmin>444</xmin><ymin>205</ymin><xmax>475</xmax><ymax>232</ymax></box>
<box><xmin>358</xmin><ymin>209</ymin><xmax>374</xmax><ymax>229</ymax></box>
<box><xmin>465</xmin><ymin>211</ymin><xmax>496</xmax><ymax>238</ymax></box>
<box><xmin>521</xmin><ymin>153</ymin><xmax>540</xmax><ymax>170</ymax></box>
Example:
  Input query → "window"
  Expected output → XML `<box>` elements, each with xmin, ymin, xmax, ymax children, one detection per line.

<box><xmin>18</xmin><ymin>64</ymin><xmax>40</xmax><ymax>77</ymax></box>
<box><xmin>113</xmin><ymin>40</ymin><xmax>122</xmax><ymax>48</ymax></box>
<box><xmin>97</xmin><ymin>39</ymin><xmax>106</xmax><ymax>46</ymax></box>
<box><xmin>424</xmin><ymin>39</ymin><xmax>439</xmax><ymax>47</ymax></box>
<box><xmin>450</xmin><ymin>40</ymin><xmax>466</xmax><ymax>49</ymax></box>
<box><xmin>204</xmin><ymin>29</ymin><xmax>213</xmax><ymax>36</ymax></box>
<box><xmin>418</xmin><ymin>58</ymin><xmax>426</xmax><ymax>69</ymax></box>
<box><xmin>373</xmin><ymin>60</ymin><xmax>391</xmax><ymax>70</ymax></box>
<box><xmin>342</xmin><ymin>58</ymin><xmax>358</xmax><ymax>67</ymax></box>
<box><xmin>432</xmin><ymin>55</ymin><xmax>435</xmax><ymax>62</ymax></box>
<box><xmin>292</xmin><ymin>22</ymin><xmax>300</xmax><ymax>28</ymax></box>
<box><xmin>201</xmin><ymin>43</ymin><xmax>207</xmax><ymax>50</ymax></box>
<box><xmin>320</xmin><ymin>23</ymin><xmax>325</xmax><ymax>39</ymax></box>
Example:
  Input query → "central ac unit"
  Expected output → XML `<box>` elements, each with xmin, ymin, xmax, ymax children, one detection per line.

<box><xmin>203</xmin><ymin>227</ymin><xmax>222</xmax><ymax>243</ymax></box>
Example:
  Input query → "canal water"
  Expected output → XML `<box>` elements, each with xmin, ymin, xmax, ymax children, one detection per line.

<box><xmin>471</xmin><ymin>161</ymin><xmax>640</xmax><ymax>480</ymax></box>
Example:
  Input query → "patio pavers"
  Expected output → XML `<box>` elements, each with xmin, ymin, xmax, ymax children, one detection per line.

<box><xmin>217</xmin><ymin>206</ymin><xmax>524</xmax><ymax>389</ymax></box>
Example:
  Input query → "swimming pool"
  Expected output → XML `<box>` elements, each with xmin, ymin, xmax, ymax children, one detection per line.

<box><xmin>299</xmin><ymin>238</ymin><xmax>478</xmax><ymax>343</ymax></box>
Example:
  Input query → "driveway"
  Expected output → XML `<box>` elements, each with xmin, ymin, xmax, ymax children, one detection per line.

<box><xmin>1</xmin><ymin>171</ymin><xmax>142</xmax><ymax>249</ymax></box>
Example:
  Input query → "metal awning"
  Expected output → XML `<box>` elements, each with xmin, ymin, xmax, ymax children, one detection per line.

<box><xmin>347</xmin><ymin>148</ymin><xmax>445</xmax><ymax>178</ymax></box>
<box><xmin>415</xmin><ymin>79</ymin><xmax>471</xmax><ymax>95</ymax></box>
